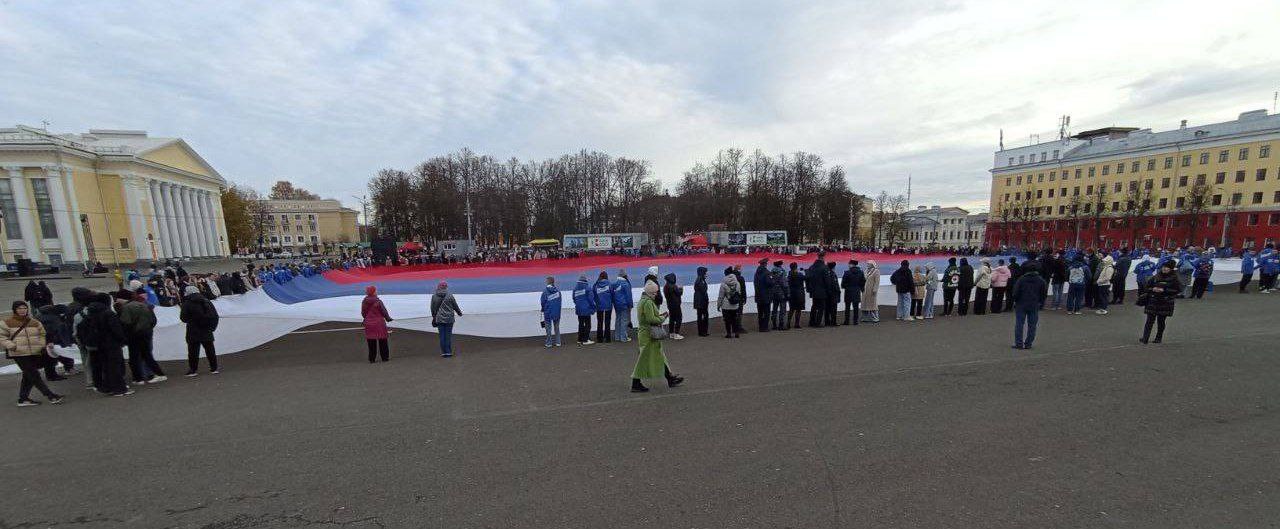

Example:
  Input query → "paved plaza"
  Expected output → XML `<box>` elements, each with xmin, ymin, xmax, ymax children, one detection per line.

<box><xmin>1</xmin><ymin>291</ymin><xmax>1277</xmax><ymax>528</ymax></box>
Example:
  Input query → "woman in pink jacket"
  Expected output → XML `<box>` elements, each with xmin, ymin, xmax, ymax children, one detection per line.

<box><xmin>990</xmin><ymin>259</ymin><xmax>1012</xmax><ymax>314</ymax></box>
<box><xmin>361</xmin><ymin>285</ymin><xmax>393</xmax><ymax>363</ymax></box>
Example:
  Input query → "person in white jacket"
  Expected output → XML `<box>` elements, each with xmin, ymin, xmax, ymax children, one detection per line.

<box><xmin>974</xmin><ymin>259</ymin><xmax>993</xmax><ymax>315</ymax></box>
<box><xmin>1095</xmin><ymin>254</ymin><xmax>1115</xmax><ymax>315</ymax></box>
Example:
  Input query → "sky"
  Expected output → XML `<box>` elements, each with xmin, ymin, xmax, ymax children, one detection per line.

<box><xmin>4</xmin><ymin>0</ymin><xmax>1280</xmax><ymax>214</ymax></box>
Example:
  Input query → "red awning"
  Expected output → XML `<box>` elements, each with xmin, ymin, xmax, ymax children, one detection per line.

<box><xmin>400</xmin><ymin>241</ymin><xmax>424</xmax><ymax>252</ymax></box>
<box><xmin>681</xmin><ymin>234</ymin><xmax>708</xmax><ymax>247</ymax></box>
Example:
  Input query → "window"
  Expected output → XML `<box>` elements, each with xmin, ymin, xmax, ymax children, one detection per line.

<box><xmin>1084</xmin><ymin>203</ymin><xmax>1092</xmax><ymax>213</ymax></box>
<box><xmin>1219</xmin><ymin>150</ymin><xmax>1229</xmax><ymax>163</ymax></box>
<box><xmin>1275</xmin><ymin>191</ymin><xmax>1280</xmax><ymax>203</ymax></box>
<box><xmin>1048</xmin><ymin>188</ymin><xmax>1055</xmax><ymax>198</ymax></box>
<box><xmin>294</xmin><ymin>214</ymin><xmax>301</xmax><ymax>220</ymax></box>
<box><xmin>119</xmin><ymin>237</ymin><xmax>130</xmax><ymax>249</ymax></box>
<box><xmin>1181</xmin><ymin>155</ymin><xmax>1191</xmax><ymax>167</ymax></box>
<box><xmin>280</xmin><ymin>214</ymin><xmax>287</xmax><ymax>222</ymax></box>
<box><xmin>1074</xmin><ymin>169</ymin><xmax>1082</xmax><ymax>178</ymax></box>
<box><xmin>1060</xmin><ymin>187</ymin><xmax>1067</xmax><ymax>196</ymax></box>
<box><xmin>311</xmin><ymin>236</ymin><xmax>319</xmax><ymax>243</ymax></box>
<box><xmin>1019</xmin><ymin>155</ymin><xmax>1025</xmax><ymax>164</ymax></box>
<box><xmin>1008</xmin><ymin>157</ymin><xmax>1014</xmax><ymax>166</ymax></box>
<box><xmin>1036</xmin><ymin>190</ymin><xmax>1043</xmax><ymax>199</ymax></box>
<box><xmin>1161</xmin><ymin>177</ymin><xmax>1171</xmax><ymax>189</ymax></box>
<box><xmin>1053</xmin><ymin>149</ymin><xmax>1060</xmax><ymax>159</ymax></box>
<box><xmin>1004</xmin><ymin>193</ymin><xmax>1010</xmax><ymax>202</ymax></box>
<box><xmin>1261</xmin><ymin>145</ymin><xmax>1271</xmax><ymax>158</ymax></box>
<box><xmin>1176</xmin><ymin>197</ymin><xmax>1185</xmax><ymax>208</ymax></box>
<box><xmin>1049</xmin><ymin>171</ymin><xmax>1056</xmax><ymax>181</ymax></box>
<box><xmin>1147</xmin><ymin>159</ymin><xmax>1156</xmax><ymax>171</ymax></box>
<box><xmin>1155</xmin><ymin>219</ymin><xmax>1164</xmax><ymax>227</ymax></box>
<box><xmin>1086</xmin><ymin>185</ymin><xmax>1093</xmax><ymax>195</ymax></box>
<box><xmin>269</xmin><ymin>236</ymin><xmax>278</xmax><ymax>243</ymax></box>
<box><xmin>1102</xmin><ymin>165</ymin><xmax>1110</xmax><ymax>176</ymax></box>
<box><xmin>1232</xmin><ymin>192</ymin><xmax>1242</xmax><ymax>205</ymax></box>
<box><xmin>1269</xmin><ymin>213</ymin><xmax>1280</xmax><ymax>225</ymax></box>
<box><xmin>1088</xmin><ymin>167</ymin><xmax>1096</xmax><ymax>177</ymax></box>
<box><xmin>1215</xmin><ymin>172</ymin><xmax>1226</xmax><ymax>184</ymax></box>
<box><xmin>1195</xmin><ymin>174</ymin><xmax>1205</xmax><ymax>186</ymax></box>
<box><xmin>1111</xmin><ymin>201</ymin><xmax>1120</xmax><ymax>211</ymax></box>
<box><xmin>1253</xmin><ymin>192</ymin><xmax>1264</xmax><ymax>204</ymax></box>
<box><xmin>1040</xmin><ymin>152</ymin><xmax>1047</xmax><ymax>162</ymax></box>
<box><xmin>1116</xmin><ymin>163</ymin><xmax>1125</xmax><ymax>174</ymax></box>
<box><xmin>1006</xmin><ymin>177</ymin><xmax>1011</xmax><ymax>186</ymax></box>
<box><xmin>1164</xmin><ymin>157</ymin><xmax>1174</xmax><ymax>169</ymax></box>
<box><xmin>1115</xmin><ymin>182</ymin><xmax>1123</xmax><ymax>192</ymax></box>
<box><xmin>1247</xmin><ymin>213</ymin><xmax>1259</xmax><ymax>226</ymax></box>
<box><xmin>1257</xmin><ymin>168</ymin><xmax>1268</xmax><ymax>181</ymax></box>
<box><xmin>1212</xmin><ymin>194</ymin><xmax>1222</xmax><ymax>205</ymax></box>
<box><xmin>1236</xmin><ymin>170</ymin><xmax>1246</xmax><ymax>183</ymax></box>
<box><xmin>1131</xmin><ymin>161</ymin><xmax>1140</xmax><ymax>173</ymax></box>
<box><xmin>29</xmin><ymin>179</ymin><xmax>59</xmax><ymax>239</ymax></box>
<box><xmin>284</xmin><ymin>236</ymin><xmax>291</xmax><ymax>243</ymax></box>
<box><xmin>296</xmin><ymin>225</ymin><xmax>303</xmax><ymax>232</ymax></box>
<box><xmin>1058</xmin><ymin>205</ymin><xmax>1066</xmax><ymax>215</ymax></box>
<box><xmin>1178</xmin><ymin>175</ymin><xmax>1188</xmax><ymax>187</ymax></box>
<box><xmin>308</xmin><ymin>214</ymin><xmax>315</xmax><ymax>220</ymax></box>
<box><xmin>1239</xmin><ymin>148</ymin><xmax>1249</xmax><ymax>160</ymax></box>
<box><xmin>0</xmin><ymin>180</ymin><xmax>21</xmax><ymax>237</ymax></box>
<box><xmin>1200</xmin><ymin>152</ymin><xmax>1210</xmax><ymax>164</ymax></box>
<box><xmin>1073</xmin><ymin>187</ymin><xmax>1080</xmax><ymax>196</ymax></box>
<box><xmin>1016</xmin><ymin>175</ymin><xmax>1022</xmax><ymax>185</ymax></box>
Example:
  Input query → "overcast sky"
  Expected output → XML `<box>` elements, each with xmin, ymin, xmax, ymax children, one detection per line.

<box><xmin>4</xmin><ymin>0</ymin><xmax>1279</xmax><ymax>212</ymax></box>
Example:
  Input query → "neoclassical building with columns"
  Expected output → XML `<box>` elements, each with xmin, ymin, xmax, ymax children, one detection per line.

<box><xmin>0</xmin><ymin>125</ymin><xmax>228</xmax><ymax>265</ymax></box>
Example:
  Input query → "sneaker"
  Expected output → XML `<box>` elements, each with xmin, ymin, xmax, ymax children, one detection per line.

<box><xmin>184</xmin><ymin>372</ymin><xmax>198</xmax><ymax>377</ymax></box>
<box><xmin>16</xmin><ymin>399</ymin><xmax>39</xmax><ymax>407</ymax></box>
<box><xmin>111</xmin><ymin>389</ymin><xmax>135</xmax><ymax>397</ymax></box>
<box><xmin>133</xmin><ymin>380</ymin><xmax>146</xmax><ymax>386</ymax></box>
<box><xmin>210</xmin><ymin>370</ymin><xmax>220</xmax><ymax>374</ymax></box>
<box><xmin>48</xmin><ymin>395</ymin><xmax>64</xmax><ymax>404</ymax></box>
<box><xmin>147</xmin><ymin>375</ymin><xmax>167</xmax><ymax>383</ymax></box>
<box><xmin>582</xmin><ymin>340</ymin><xmax>595</xmax><ymax>345</ymax></box>
<box><xmin>441</xmin><ymin>353</ymin><xmax>453</xmax><ymax>358</ymax></box>
<box><xmin>1096</xmin><ymin>309</ymin><xmax>1109</xmax><ymax>315</ymax></box>
<box><xmin>46</xmin><ymin>374</ymin><xmax>67</xmax><ymax>381</ymax></box>
<box><xmin>672</xmin><ymin>334</ymin><xmax>684</xmax><ymax>340</ymax></box>
<box><xmin>555</xmin><ymin>343</ymin><xmax>562</xmax><ymax>347</ymax></box>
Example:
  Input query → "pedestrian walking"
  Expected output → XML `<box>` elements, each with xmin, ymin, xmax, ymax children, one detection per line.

<box><xmin>1139</xmin><ymin>261</ymin><xmax>1181</xmax><ymax>344</ymax></box>
<box><xmin>3</xmin><ymin>301</ymin><xmax>65</xmax><ymax>406</ymax></box>
<box><xmin>361</xmin><ymin>285</ymin><xmax>393</xmax><ymax>361</ymax></box>
<box><xmin>693</xmin><ymin>267</ymin><xmax>710</xmax><ymax>336</ymax></box>
<box><xmin>1010</xmin><ymin>262</ymin><xmax>1047</xmax><ymax>350</ymax></box>
<box><xmin>860</xmin><ymin>261</ymin><xmax>881</xmax><ymax>323</ymax></box>
<box><xmin>717</xmin><ymin>267</ymin><xmax>743</xmax><ymax>338</ymax></box>
<box><xmin>1239</xmin><ymin>249</ymin><xmax>1256</xmax><ymax>293</ymax></box>
<box><xmin>179</xmin><ymin>286</ymin><xmax>219</xmax><ymax>375</ymax></box>
<box><xmin>539</xmin><ymin>277</ymin><xmax>562</xmax><ymax>348</ymax></box>
<box><xmin>630</xmin><ymin>282</ymin><xmax>683</xmax><ymax>393</ymax></box>
<box><xmin>573</xmin><ymin>274</ymin><xmax>596</xmax><ymax>345</ymax></box>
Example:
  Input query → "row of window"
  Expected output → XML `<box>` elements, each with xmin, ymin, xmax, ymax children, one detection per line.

<box><xmin>1007</xmin><ymin>188</ymin><xmax>1280</xmax><ymax>213</ymax></box>
<box><xmin>267</xmin><ymin>235</ymin><xmax>321</xmax><ymax>244</ymax></box>
<box><xmin>1003</xmin><ymin>212</ymin><xmax>1280</xmax><ymax>231</ymax></box>
<box><xmin>0</xmin><ymin>178</ymin><xmax>59</xmax><ymax>240</ymax></box>
<box><xmin>907</xmin><ymin>230</ymin><xmax>981</xmax><ymax>241</ymax></box>
<box><xmin>1008</xmin><ymin>149</ymin><xmax>1063</xmax><ymax>166</ymax></box>
<box><xmin>270</xmin><ymin>224</ymin><xmax>316</xmax><ymax>233</ymax></box>
<box><xmin>1003</xmin><ymin>146</ymin><xmax>1274</xmax><ymax>186</ymax></box>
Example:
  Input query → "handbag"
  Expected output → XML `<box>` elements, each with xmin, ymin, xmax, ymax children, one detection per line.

<box><xmin>1135</xmin><ymin>292</ymin><xmax>1149</xmax><ymax>306</ymax></box>
<box><xmin>649</xmin><ymin>325</ymin><xmax>669</xmax><ymax>341</ymax></box>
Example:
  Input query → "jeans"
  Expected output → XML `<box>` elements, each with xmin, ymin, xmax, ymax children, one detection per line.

<box><xmin>367</xmin><ymin>338</ymin><xmax>389</xmax><ymax>361</ymax></box>
<box><xmin>1066</xmin><ymin>283</ymin><xmax>1085</xmax><ymax>312</ymax></box>
<box><xmin>613</xmin><ymin>309</ymin><xmax>630</xmax><ymax>341</ymax></box>
<box><xmin>1095</xmin><ymin>286</ymin><xmax>1110</xmax><ymax>310</ymax></box>
<box><xmin>15</xmin><ymin>355</ymin><xmax>56</xmax><ymax>402</ymax></box>
<box><xmin>544</xmin><ymin>318</ymin><xmax>561</xmax><ymax>347</ymax></box>
<box><xmin>923</xmin><ymin>288</ymin><xmax>936</xmax><ymax>318</ymax></box>
<box><xmin>187</xmin><ymin>341</ymin><xmax>218</xmax><ymax>372</ymax></box>
<box><xmin>772</xmin><ymin>299</ymin><xmax>788</xmax><ymax>329</ymax></box>
<box><xmin>1050</xmin><ymin>282</ymin><xmax>1064</xmax><ymax>309</ymax></box>
<box><xmin>896</xmin><ymin>292</ymin><xmax>911</xmax><ymax>320</ymax></box>
<box><xmin>577</xmin><ymin>315</ymin><xmax>592</xmax><ymax>343</ymax></box>
<box><xmin>1014</xmin><ymin>307</ymin><xmax>1038</xmax><ymax>346</ymax></box>
<box><xmin>438</xmin><ymin>323</ymin><xmax>454</xmax><ymax>356</ymax></box>
<box><xmin>126</xmin><ymin>333</ymin><xmax>164</xmax><ymax>381</ymax></box>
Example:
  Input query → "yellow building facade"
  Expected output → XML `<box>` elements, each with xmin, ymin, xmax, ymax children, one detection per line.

<box><xmin>260</xmin><ymin>199</ymin><xmax>359</xmax><ymax>253</ymax></box>
<box><xmin>0</xmin><ymin>126</ymin><xmax>228</xmax><ymax>265</ymax></box>
<box><xmin>988</xmin><ymin>109</ymin><xmax>1280</xmax><ymax>250</ymax></box>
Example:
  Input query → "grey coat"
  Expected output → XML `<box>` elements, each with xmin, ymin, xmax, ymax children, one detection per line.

<box><xmin>430</xmin><ymin>290</ymin><xmax>463</xmax><ymax>325</ymax></box>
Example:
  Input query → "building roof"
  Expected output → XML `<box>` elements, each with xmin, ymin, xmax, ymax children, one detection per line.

<box><xmin>0</xmin><ymin>125</ymin><xmax>225</xmax><ymax>184</ymax></box>
<box><xmin>265</xmin><ymin>198</ymin><xmax>359</xmax><ymax>214</ymax></box>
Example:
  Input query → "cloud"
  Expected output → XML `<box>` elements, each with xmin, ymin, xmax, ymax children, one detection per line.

<box><xmin>2</xmin><ymin>0</ymin><xmax>1278</xmax><ymax>212</ymax></box>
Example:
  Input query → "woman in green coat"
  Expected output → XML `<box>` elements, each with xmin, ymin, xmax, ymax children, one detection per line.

<box><xmin>631</xmin><ymin>282</ymin><xmax>684</xmax><ymax>393</ymax></box>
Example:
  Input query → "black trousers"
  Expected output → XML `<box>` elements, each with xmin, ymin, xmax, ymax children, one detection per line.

<box><xmin>974</xmin><ymin>288</ymin><xmax>989</xmax><ymax>315</ymax></box>
<box><xmin>1239</xmin><ymin>272</ymin><xmax>1253</xmax><ymax>292</ymax></box>
<box><xmin>97</xmin><ymin>346</ymin><xmax>129</xmax><ymax>394</ymax></box>
<box><xmin>42</xmin><ymin>351</ymin><xmax>75</xmax><ymax>378</ymax></box>
<box><xmin>723</xmin><ymin>309</ymin><xmax>740</xmax><ymax>337</ymax></box>
<box><xmin>990</xmin><ymin>287</ymin><xmax>1005</xmax><ymax>313</ymax></box>
<box><xmin>577</xmin><ymin>315</ymin><xmax>592</xmax><ymax>343</ymax></box>
<box><xmin>756</xmin><ymin>300</ymin><xmax>770</xmax><ymax>332</ymax></box>
<box><xmin>1084</xmin><ymin>281</ymin><xmax>1094</xmax><ymax>308</ymax></box>
<box><xmin>1110</xmin><ymin>279</ymin><xmax>1125</xmax><ymax>303</ymax></box>
<box><xmin>910</xmin><ymin>299</ymin><xmax>923</xmax><ymax>317</ymax></box>
<box><xmin>1142</xmin><ymin>314</ymin><xmax>1167</xmax><ymax>341</ymax></box>
<box><xmin>15</xmin><ymin>355</ymin><xmax>56</xmax><ymax>401</ymax></box>
<box><xmin>809</xmin><ymin>298</ymin><xmax>826</xmax><ymax>327</ymax></box>
<box><xmin>595</xmin><ymin>310</ymin><xmax>612</xmax><ymax>343</ymax></box>
<box><xmin>1192</xmin><ymin>277</ymin><xmax>1209</xmax><ymax>298</ymax></box>
<box><xmin>366</xmin><ymin>339</ymin><xmax>389</xmax><ymax>362</ymax></box>
<box><xmin>942</xmin><ymin>288</ymin><xmax>956</xmax><ymax>315</ymax></box>
<box><xmin>127</xmin><ymin>333</ymin><xmax>165</xmax><ymax>381</ymax></box>
<box><xmin>958</xmin><ymin>289</ymin><xmax>971</xmax><ymax>315</ymax></box>
<box><xmin>667</xmin><ymin>308</ymin><xmax>683</xmax><ymax>334</ymax></box>
<box><xmin>844</xmin><ymin>300</ymin><xmax>860</xmax><ymax>325</ymax></box>
<box><xmin>825</xmin><ymin>298</ymin><xmax>839</xmax><ymax>326</ymax></box>
<box><xmin>789</xmin><ymin>298</ymin><xmax>804</xmax><ymax>328</ymax></box>
<box><xmin>187</xmin><ymin>341</ymin><xmax>218</xmax><ymax>373</ymax></box>
<box><xmin>695</xmin><ymin>308</ymin><xmax>710</xmax><ymax>336</ymax></box>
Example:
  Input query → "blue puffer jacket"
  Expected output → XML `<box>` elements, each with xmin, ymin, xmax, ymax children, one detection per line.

<box><xmin>540</xmin><ymin>285</ymin><xmax>562</xmax><ymax>321</ymax></box>
<box><xmin>593</xmin><ymin>279</ymin><xmax>614</xmax><ymax>312</ymax></box>
<box><xmin>611</xmin><ymin>276</ymin><xmax>634</xmax><ymax>310</ymax></box>
<box><xmin>1259</xmin><ymin>250</ymin><xmax>1279</xmax><ymax>275</ymax></box>
<box><xmin>572</xmin><ymin>279</ymin><xmax>596</xmax><ymax>316</ymax></box>
<box><xmin>1240</xmin><ymin>251</ymin><xmax>1255</xmax><ymax>274</ymax></box>
<box><xmin>1133</xmin><ymin>260</ymin><xmax>1157</xmax><ymax>284</ymax></box>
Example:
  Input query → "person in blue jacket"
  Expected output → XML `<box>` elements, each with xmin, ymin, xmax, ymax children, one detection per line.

<box><xmin>1191</xmin><ymin>251</ymin><xmax>1214</xmax><ymax>298</ymax></box>
<box><xmin>592</xmin><ymin>271</ymin><xmax>614</xmax><ymax>343</ymax></box>
<box><xmin>1239</xmin><ymin>248</ymin><xmax>1256</xmax><ymax>293</ymax></box>
<box><xmin>572</xmin><ymin>274</ymin><xmax>596</xmax><ymax>345</ymax></box>
<box><xmin>1257</xmin><ymin>244</ymin><xmax>1278</xmax><ymax>293</ymax></box>
<box><xmin>1133</xmin><ymin>257</ymin><xmax>1157</xmax><ymax>301</ymax></box>
<box><xmin>1175</xmin><ymin>255</ymin><xmax>1195</xmax><ymax>298</ymax></box>
<box><xmin>611</xmin><ymin>270</ymin><xmax>634</xmax><ymax>343</ymax></box>
<box><xmin>539</xmin><ymin>276</ymin><xmax>562</xmax><ymax>348</ymax></box>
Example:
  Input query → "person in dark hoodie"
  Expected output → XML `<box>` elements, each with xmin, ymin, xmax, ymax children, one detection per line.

<box><xmin>116</xmin><ymin>290</ymin><xmax>166</xmax><ymax>384</ymax></box>
<box><xmin>662</xmin><ymin>272</ymin><xmax>684</xmax><ymax>340</ymax></box>
<box><xmin>1009</xmin><ymin>261</ymin><xmax>1048</xmax><ymax>350</ymax></box>
<box><xmin>957</xmin><ymin>258</ymin><xmax>975</xmax><ymax>316</ymax></box>
<box><xmin>80</xmin><ymin>293</ymin><xmax>131</xmax><ymax>396</ymax></box>
<box><xmin>752</xmin><ymin>258</ymin><xmax>772</xmax><ymax>333</ymax></box>
<box><xmin>889</xmin><ymin>260</ymin><xmax>915</xmax><ymax>321</ymax></box>
<box><xmin>1111</xmin><ymin>253</ymin><xmax>1132</xmax><ymax>304</ymax></box>
<box><xmin>66</xmin><ymin>287</ymin><xmax>97</xmax><ymax>389</ymax></box>
<box><xmin>1140</xmin><ymin>260</ymin><xmax>1181</xmax><ymax>344</ymax></box>
<box><xmin>841</xmin><ymin>259</ymin><xmax>865</xmax><ymax>325</ymax></box>
<box><xmin>179</xmin><ymin>285</ymin><xmax>220</xmax><ymax>376</ymax></box>
<box><xmin>24</xmin><ymin>280</ymin><xmax>54</xmax><ymax>309</ymax></box>
<box><xmin>769</xmin><ymin>261</ymin><xmax>789</xmax><ymax>330</ymax></box>
<box><xmin>693</xmin><ymin>267</ymin><xmax>710</xmax><ymax>337</ymax></box>
<box><xmin>824</xmin><ymin>261</ymin><xmax>840</xmax><ymax>326</ymax></box>
<box><xmin>805</xmin><ymin>253</ymin><xmax>829</xmax><ymax>327</ymax></box>
<box><xmin>1003</xmin><ymin>256</ymin><xmax>1022</xmax><ymax>313</ymax></box>
<box><xmin>33</xmin><ymin>304</ymin><xmax>77</xmax><ymax>380</ymax></box>
<box><xmin>788</xmin><ymin>263</ymin><xmax>806</xmax><ymax>329</ymax></box>
<box><xmin>942</xmin><ymin>257</ymin><xmax>959</xmax><ymax>316</ymax></box>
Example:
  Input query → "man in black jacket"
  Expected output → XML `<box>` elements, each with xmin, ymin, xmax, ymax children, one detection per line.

<box><xmin>179</xmin><ymin>285</ymin><xmax>220</xmax><ymax>376</ymax></box>
<box><xmin>81</xmin><ymin>293</ymin><xmax>131</xmax><ymax>396</ymax></box>
<box><xmin>1111</xmin><ymin>254</ymin><xmax>1132</xmax><ymax>304</ymax></box>
<box><xmin>788</xmin><ymin>263</ymin><xmax>806</xmax><ymax>329</ymax></box>
<box><xmin>1009</xmin><ymin>262</ymin><xmax>1049</xmax><ymax>350</ymax></box>
<box><xmin>1004</xmin><ymin>256</ymin><xmax>1022</xmax><ymax>312</ymax></box>
<box><xmin>824</xmin><ymin>261</ymin><xmax>841</xmax><ymax>326</ymax></box>
<box><xmin>693</xmin><ymin>267</ymin><xmax>710</xmax><ymax>336</ymax></box>
<box><xmin>841</xmin><ymin>260</ymin><xmax>865</xmax><ymax>325</ymax></box>
<box><xmin>805</xmin><ymin>253</ymin><xmax>829</xmax><ymax>327</ymax></box>
<box><xmin>752</xmin><ymin>259</ymin><xmax>771</xmax><ymax>333</ymax></box>
<box><xmin>889</xmin><ymin>260</ymin><xmax>915</xmax><ymax>321</ymax></box>
<box><xmin>957</xmin><ymin>258</ymin><xmax>975</xmax><ymax>315</ymax></box>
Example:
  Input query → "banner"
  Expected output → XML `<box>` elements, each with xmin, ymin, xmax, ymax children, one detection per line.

<box><xmin>587</xmin><ymin>236</ymin><xmax>613</xmax><ymax>250</ymax></box>
<box><xmin>746</xmin><ymin>233</ymin><xmax>768</xmax><ymax>245</ymax></box>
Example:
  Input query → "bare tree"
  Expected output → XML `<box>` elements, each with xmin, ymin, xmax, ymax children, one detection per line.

<box><xmin>1178</xmin><ymin>182</ymin><xmax>1215</xmax><ymax>247</ymax></box>
<box><xmin>1087</xmin><ymin>184</ymin><xmax>1111</xmax><ymax>248</ymax></box>
<box><xmin>1118</xmin><ymin>186</ymin><xmax>1154</xmax><ymax>250</ymax></box>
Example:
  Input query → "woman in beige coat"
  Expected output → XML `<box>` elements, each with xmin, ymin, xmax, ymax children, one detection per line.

<box><xmin>2</xmin><ymin>301</ymin><xmax>64</xmax><ymax>406</ymax></box>
<box><xmin>860</xmin><ymin>261</ymin><xmax>881</xmax><ymax>323</ymax></box>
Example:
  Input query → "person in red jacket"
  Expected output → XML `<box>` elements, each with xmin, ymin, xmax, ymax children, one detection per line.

<box><xmin>361</xmin><ymin>285</ymin><xmax>393</xmax><ymax>363</ymax></box>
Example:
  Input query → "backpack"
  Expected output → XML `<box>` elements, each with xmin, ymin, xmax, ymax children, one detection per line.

<box><xmin>1068</xmin><ymin>266</ymin><xmax>1085</xmax><ymax>285</ymax></box>
<box><xmin>729</xmin><ymin>286</ymin><xmax>744</xmax><ymax>305</ymax></box>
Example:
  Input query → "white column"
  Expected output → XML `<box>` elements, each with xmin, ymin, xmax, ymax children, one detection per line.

<box><xmin>148</xmin><ymin>180</ymin><xmax>171</xmax><ymax>259</ymax></box>
<box><xmin>41</xmin><ymin>167</ymin><xmax>78</xmax><ymax>262</ymax></box>
<box><xmin>54</xmin><ymin>165</ymin><xmax>88</xmax><ymax>263</ymax></box>
<box><xmin>197</xmin><ymin>190</ymin><xmax>215</xmax><ymax>256</ymax></box>
<box><xmin>4</xmin><ymin>166</ymin><xmax>41</xmax><ymax>259</ymax></box>
<box><xmin>178</xmin><ymin>186</ymin><xmax>199</xmax><ymax>257</ymax></box>
<box><xmin>193</xmin><ymin>189</ymin><xmax>212</xmax><ymax>257</ymax></box>
<box><xmin>121</xmin><ymin>174</ymin><xmax>151</xmax><ymax>262</ymax></box>
<box><xmin>188</xmin><ymin>187</ymin><xmax>207</xmax><ymax>257</ymax></box>
<box><xmin>209</xmin><ymin>190</ymin><xmax>229</xmax><ymax>256</ymax></box>
<box><xmin>163</xmin><ymin>183</ymin><xmax>188</xmax><ymax>258</ymax></box>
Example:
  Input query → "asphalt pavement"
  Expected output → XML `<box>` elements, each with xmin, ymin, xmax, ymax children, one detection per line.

<box><xmin>1</xmin><ymin>291</ymin><xmax>1277</xmax><ymax>528</ymax></box>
